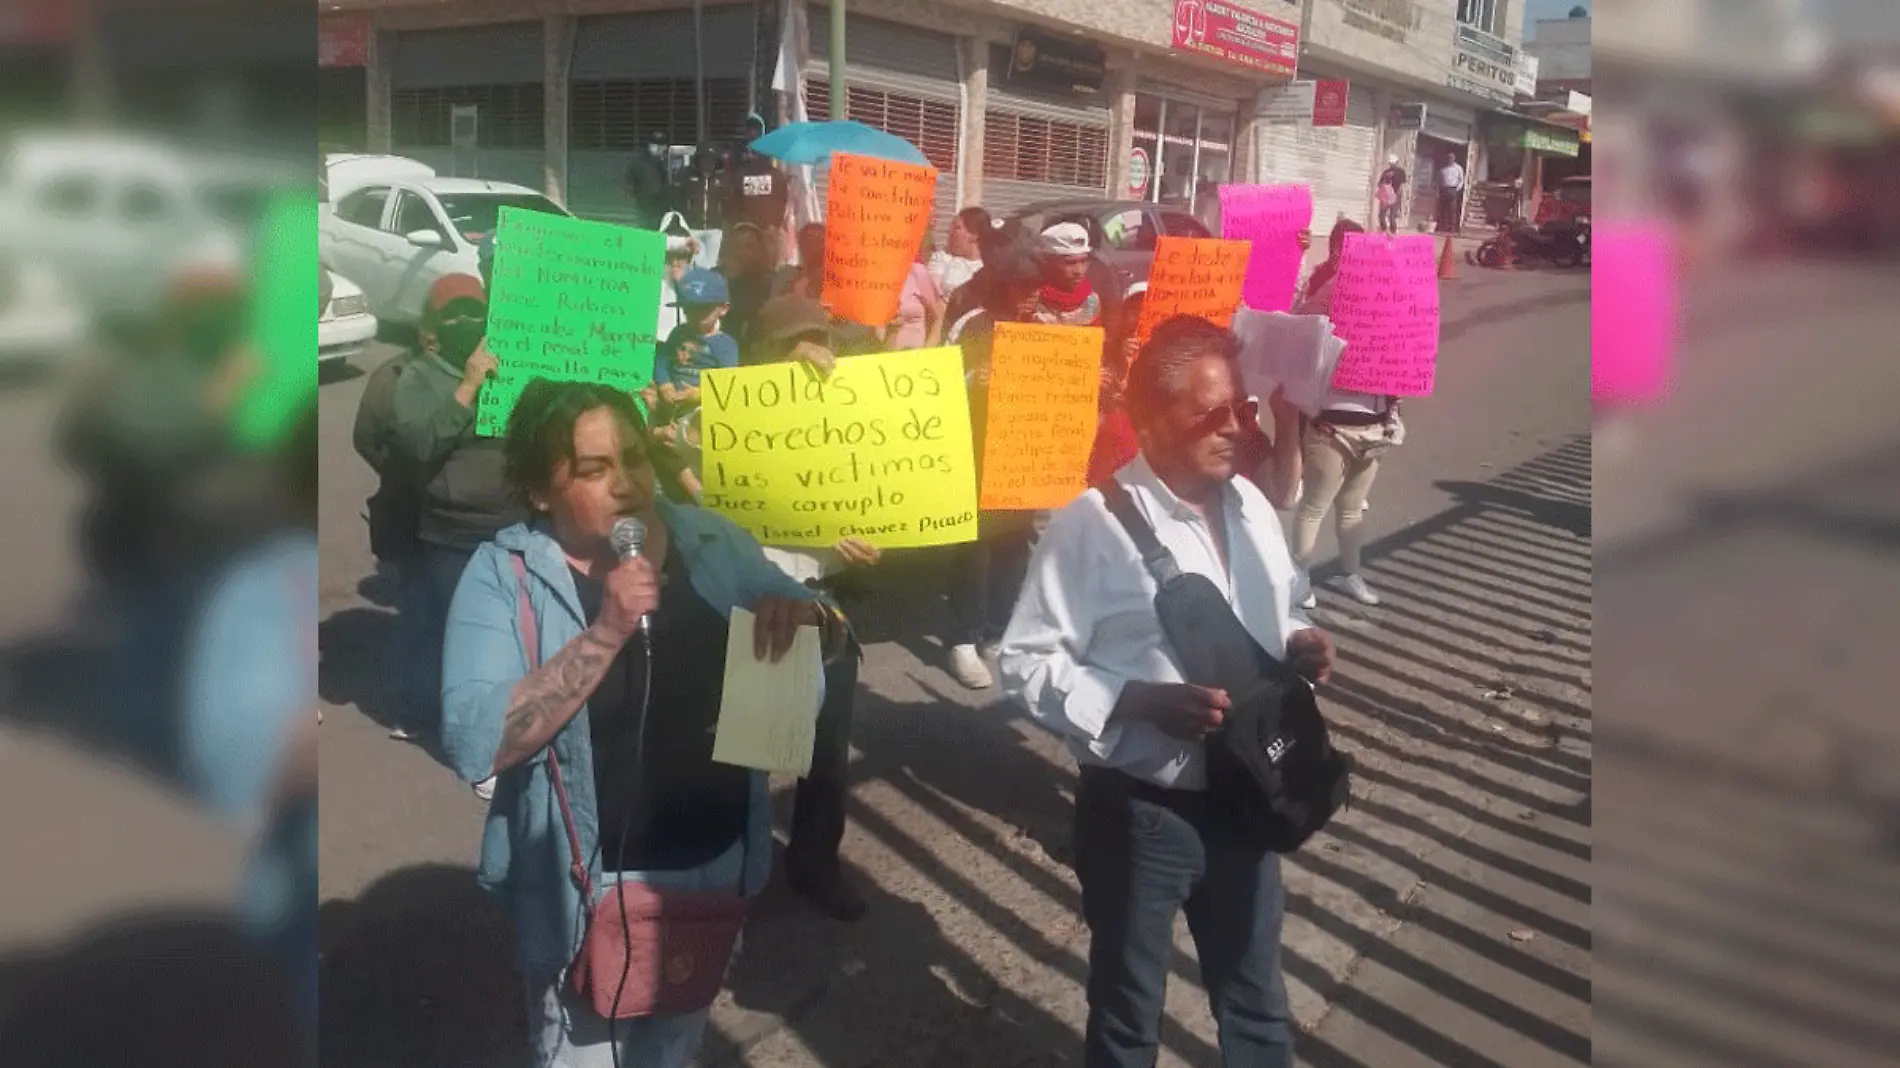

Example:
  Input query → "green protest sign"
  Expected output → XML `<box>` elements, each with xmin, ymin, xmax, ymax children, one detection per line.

<box><xmin>229</xmin><ymin>196</ymin><xmax>318</xmax><ymax>450</ymax></box>
<box><xmin>475</xmin><ymin>208</ymin><xmax>665</xmax><ymax>436</ymax></box>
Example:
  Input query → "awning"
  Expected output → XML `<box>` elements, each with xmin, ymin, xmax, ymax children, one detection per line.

<box><xmin>1484</xmin><ymin>113</ymin><xmax>1583</xmax><ymax>157</ymax></box>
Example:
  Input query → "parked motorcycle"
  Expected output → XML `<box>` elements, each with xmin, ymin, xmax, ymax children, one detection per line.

<box><xmin>1473</xmin><ymin>217</ymin><xmax>1587</xmax><ymax>269</ymax></box>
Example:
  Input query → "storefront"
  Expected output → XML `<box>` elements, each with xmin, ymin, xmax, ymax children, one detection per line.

<box><xmin>981</xmin><ymin>27</ymin><xmax>1114</xmax><ymax>219</ymax></box>
<box><xmin>567</xmin><ymin>6</ymin><xmax>760</xmax><ymax>221</ymax></box>
<box><xmin>1134</xmin><ymin>82</ymin><xmax>1243</xmax><ymax>223</ymax></box>
<box><xmin>1256</xmin><ymin>75</ymin><xmax>1380</xmax><ymax>237</ymax></box>
<box><xmin>319</xmin><ymin>12</ymin><xmax>370</xmax><ymax>151</ymax></box>
<box><xmin>389</xmin><ymin>22</ymin><xmax>545</xmax><ymax>191</ymax></box>
<box><xmin>1411</xmin><ymin>103</ymin><xmax>1477</xmax><ymax>230</ymax></box>
<box><xmin>1481</xmin><ymin>116</ymin><xmax>1582</xmax><ymax>219</ymax></box>
<box><xmin>804</xmin><ymin>7</ymin><xmax>963</xmax><ymax>238</ymax></box>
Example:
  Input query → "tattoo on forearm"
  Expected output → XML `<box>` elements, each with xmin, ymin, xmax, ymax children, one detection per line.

<box><xmin>496</xmin><ymin>629</ymin><xmax>622</xmax><ymax>766</ymax></box>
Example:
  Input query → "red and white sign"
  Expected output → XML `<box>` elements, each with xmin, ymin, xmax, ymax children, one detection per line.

<box><xmin>1311</xmin><ymin>80</ymin><xmax>1349</xmax><ymax>127</ymax></box>
<box><xmin>1256</xmin><ymin>79</ymin><xmax>1350</xmax><ymax>127</ymax></box>
<box><xmin>320</xmin><ymin>12</ymin><xmax>370</xmax><ymax>68</ymax></box>
<box><xmin>1170</xmin><ymin>0</ymin><xmax>1299</xmax><ymax>79</ymax></box>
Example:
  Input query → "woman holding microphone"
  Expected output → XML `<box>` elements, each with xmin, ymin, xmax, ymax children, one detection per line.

<box><xmin>439</xmin><ymin>379</ymin><xmax>846</xmax><ymax>1067</ymax></box>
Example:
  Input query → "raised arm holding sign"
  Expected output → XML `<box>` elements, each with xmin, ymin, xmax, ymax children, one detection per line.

<box><xmin>1135</xmin><ymin>237</ymin><xmax>1252</xmax><ymax>344</ymax></box>
<box><xmin>1219</xmin><ymin>184</ymin><xmax>1313</xmax><ymax>313</ymax></box>
<box><xmin>475</xmin><ymin>209</ymin><xmax>665</xmax><ymax>436</ymax></box>
<box><xmin>1327</xmin><ymin>233</ymin><xmax>1440</xmax><ymax>397</ymax></box>
<box><xmin>823</xmin><ymin>153</ymin><xmax>938</xmax><ymax>328</ymax></box>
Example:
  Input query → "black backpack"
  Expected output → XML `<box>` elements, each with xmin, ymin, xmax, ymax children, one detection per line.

<box><xmin>1097</xmin><ymin>478</ymin><xmax>1353</xmax><ymax>853</ymax></box>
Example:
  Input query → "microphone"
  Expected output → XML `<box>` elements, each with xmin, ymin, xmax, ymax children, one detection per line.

<box><xmin>609</xmin><ymin>517</ymin><xmax>651</xmax><ymax>636</ymax></box>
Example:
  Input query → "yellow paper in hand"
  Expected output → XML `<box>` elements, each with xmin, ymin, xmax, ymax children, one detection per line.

<box><xmin>711</xmin><ymin>607</ymin><xmax>823</xmax><ymax>776</ymax></box>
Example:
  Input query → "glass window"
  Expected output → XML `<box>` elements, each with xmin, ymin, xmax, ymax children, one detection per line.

<box><xmin>391</xmin><ymin>192</ymin><xmax>441</xmax><ymax>237</ymax></box>
<box><xmin>337</xmin><ymin>187</ymin><xmax>389</xmax><ymax>228</ymax></box>
<box><xmin>1458</xmin><ymin>0</ymin><xmax>1500</xmax><ymax>35</ymax></box>
<box><xmin>1099</xmin><ymin>208</ymin><xmax>1154</xmax><ymax>251</ymax></box>
<box><xmin>37</xmin><ymin>174</ymin><xmax>101</xmax><ymax>216</ymax></box>
<box><xmin>434</xmin><ymin>192</ymin><xmax>564</xmax><ymax>240</ymax></box>
<box><xmin>1158</xmin><ymin>211</ymin><xmax>1210</xmax><ymax>238</ymax></box>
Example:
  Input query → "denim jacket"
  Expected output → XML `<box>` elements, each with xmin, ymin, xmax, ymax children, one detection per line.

<box><xmin>439</xmin><ymin>500</ymin><xmax>823</xmax><ymax>975</ymax></box>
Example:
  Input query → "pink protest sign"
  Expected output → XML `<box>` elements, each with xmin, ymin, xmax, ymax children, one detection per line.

<box><xmin>1592</xmin><ymin>222</ymin><xmax>1675</xmax><ymax>404</ymax></box>
<box><xmin>1328</xmin><ymin>233</ymin><xmax>1440</xmax><ymax>396</ymax></box>
<box><xmin>1220</xmin><ymin>184</ymin><xmax>1312</xmax><ymax>313</ymax></box>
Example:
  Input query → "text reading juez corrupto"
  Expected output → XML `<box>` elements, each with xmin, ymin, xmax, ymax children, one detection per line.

<box><xmin>698</xmin><ymin>349</ymin><xmax>980</xmax><ymax>549</ymax></box>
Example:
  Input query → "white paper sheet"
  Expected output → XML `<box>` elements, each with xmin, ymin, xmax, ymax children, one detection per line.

<box><xmin>711</xmin><ymin>608</ymin><xmax>824</xmax><ymax>777</ymax></box>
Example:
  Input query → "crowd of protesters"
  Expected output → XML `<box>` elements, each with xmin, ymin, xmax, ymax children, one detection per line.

<box><xmin>338</xmin><ymin>108</ymin><xmax>1416</xmax><ymax>1066</ymax></box>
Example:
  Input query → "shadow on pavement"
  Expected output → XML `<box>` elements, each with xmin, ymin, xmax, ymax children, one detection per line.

<box><xmin>317</xmin><ymin>438</ymin><xmax>1599</xmax><ymax>1067</ymax></box>
<box><xmin>0</xmin><ymin>909</ymin><xmax>303</xmax><ymax>1068</ymax></box>
<box><xmin>318</xmin><ymin>863</ymin><xmax>523</xmax><ymax>1068</ymax></box>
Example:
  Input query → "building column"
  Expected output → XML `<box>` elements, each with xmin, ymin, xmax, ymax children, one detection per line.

<box><xmin>960</xmin><ymin>33</ymin><xmax>991</xmax><ymax>209</ymax></box>
<box><xmin>366</xmin><ymin>26</ymin><xmax>392</xmax><ymax>153</ymax></box>
<box><xmin>543</xmin><ymin>14</ymin><xmax>575</xmax><ymax>206</ymax></box>
<box><xmin>1106</xmin><ymin>57</ymin><xmax>1137</xmax><ymax>200</ymax></box>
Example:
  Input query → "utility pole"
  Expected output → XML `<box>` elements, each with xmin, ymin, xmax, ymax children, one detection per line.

<box><xmin>830</xmin><ymin>1</ymin><xmax>846</xmax><ymax>120</ymax></box>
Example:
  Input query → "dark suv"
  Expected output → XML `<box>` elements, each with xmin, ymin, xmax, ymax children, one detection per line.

<box><xmin>1009</xmin><ymin>199</ymin><xmax>1215</xmax><ymax>297</ymax></box>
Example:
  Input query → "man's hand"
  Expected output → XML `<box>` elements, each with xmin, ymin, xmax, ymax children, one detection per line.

<box><xmin>1117</xmin><ymin>681</ymin><xmax>1230</xmax><ymax>741</ymax></box>
<box><xmin>752</xmin><ymin>596</ymin><xmax>826</xmax><ymax>662</ymax></box>
<box><xmin>1286</xmin><ymin>628</ymin><xmax>1336</xmax><ymax>685</ymax></box>
<box><xmin>595</xmin><ymin>555</ymin><xmax>661</xmax><ymax>643</ymax></box>
<box><xmin>790</xmin><ymin>339</ymin><xmax>836</xmax><ymax>377</ymax></box>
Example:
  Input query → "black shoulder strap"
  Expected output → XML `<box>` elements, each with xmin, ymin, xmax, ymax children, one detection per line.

<box><xmin>1095</xmin><ymin>478</ymin><xmax>1182</xmax><ymax>586</ymax></box>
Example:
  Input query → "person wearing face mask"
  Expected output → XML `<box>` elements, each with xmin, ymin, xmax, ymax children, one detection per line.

<box><xmin>625</xmin><ymin>130</ymin><xmax>673</xmax><ymax>230</ymax></box>
<box><xmin>388</xmin><ymin>275</ymin><xmax>525</xmax><ymax>791</ymax></box>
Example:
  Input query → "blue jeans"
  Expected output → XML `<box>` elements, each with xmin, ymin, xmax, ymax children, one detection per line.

<box><xmin>522</xmin><ymin>839</ymin><xmax>746</xmax><ymax>1068</ymax></box>
<box><xmin>386</xmin><ymin>555</ymin><xmax>435</xmax><ymax>731</ymax></box>
<box><xmin>1074</xmin><ymin>767</ymin><xmax>1294</xmax><ymax>1068</ymax></box>
<box><xmin>411</xmin><ymin>544</ymin><xmax>474</xmax><ymax>735</ymax></box>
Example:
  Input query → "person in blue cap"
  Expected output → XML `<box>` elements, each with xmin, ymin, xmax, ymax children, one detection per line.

<box><xmin>651</xmin><ymin>267</ymin><xmax>739</xmax><ymax>414</ymax></box>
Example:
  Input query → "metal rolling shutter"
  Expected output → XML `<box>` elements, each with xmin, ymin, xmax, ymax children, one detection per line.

<box><xmin>391</xmin><ymin>24</ymin><xmax>545</xmax><ymax>187</ymax></box>
<box><xmin>1256</xmin><ymin>82</ymin><xmax>1379</xmax><ymax>237</ymax></box>
<box><xmin>805</xmin><ymin>10</ymin><xmax>963</xmax><ymax>241</ymax></box>
<box><xmin>572</xmin><ymin>7</ymin><xmax>759</xmax><ymax>81</ymax></box>
<box><xmin>392</xmin><ymin>24</ymin><xmax>542</xmax><ymax>89</ymax></box>
<box><xmin>982</xmin><ymin>47</ymin><xmax>1113</xmax><ymax>220</ymax></box>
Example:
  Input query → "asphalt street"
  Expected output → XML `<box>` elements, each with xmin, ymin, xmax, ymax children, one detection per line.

<box><xmin>311</xmin><ymin>264</ymin><xmax>1594</xmax><ymax>1068</ymax></box>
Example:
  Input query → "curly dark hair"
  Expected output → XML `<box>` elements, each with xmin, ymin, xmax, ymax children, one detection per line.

<box><xmin>501</xmin><ymin>379</ymin><xmax>693</xmax><ymax>507</ymax></box>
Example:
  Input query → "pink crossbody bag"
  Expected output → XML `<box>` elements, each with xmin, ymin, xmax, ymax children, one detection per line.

<box><xmin>508</xmin><ymin>553</ymin><xmax>747</xmax><ymax>1020</ymax></box>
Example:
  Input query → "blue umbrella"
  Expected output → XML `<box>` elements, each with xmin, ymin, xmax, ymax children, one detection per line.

<box><xmin>748</xmin><ymin>120</ymin><xmax>930</xmax><ymax>167</ymax></box>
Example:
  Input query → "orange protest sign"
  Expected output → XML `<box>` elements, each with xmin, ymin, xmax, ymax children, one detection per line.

<box><xmin>822</xmin><ymin>152</ymin><xmax>937</xmax><ymax>327</ymax></box>
<box><xmin>980</xmin><ymin>322</ymin><xmax>1103</xmax><ymax>511</ymax></box>
<box><xmin>1135</xmin><ymin>237</ymin><xmax>1252</xmax><ymax>343</ymax></box>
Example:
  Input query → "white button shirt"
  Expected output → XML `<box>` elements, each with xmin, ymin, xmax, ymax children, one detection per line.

<box><xmin>998</xmin><ymin>454</ymin><xmax>1314</xmax><ymax>791</ymax></box>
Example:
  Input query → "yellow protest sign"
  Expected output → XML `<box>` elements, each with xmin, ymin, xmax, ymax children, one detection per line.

<box><xmin>980</xmin><ymin>323</ymin><xmax>1102</xmax><ymax>511</ymax></box>
<box><xmin>699</xmin><ymin>348</ymin><xmax>979</xmax><ymax>548</ymax></box>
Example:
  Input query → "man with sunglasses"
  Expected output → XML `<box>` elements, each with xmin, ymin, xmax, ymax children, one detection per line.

<box><xmin>998</xmin><ymin>316</ymin><xmax>1336</xmax><ymax>1068</ymax></box>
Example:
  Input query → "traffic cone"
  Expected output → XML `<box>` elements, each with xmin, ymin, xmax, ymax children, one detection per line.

<box><xmin>1437</xmin><ymin>234</ymin><xmax>1459</xmax><ymax>280</ymax></box>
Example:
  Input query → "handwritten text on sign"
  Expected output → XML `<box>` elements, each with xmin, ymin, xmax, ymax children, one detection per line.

<box><xmin>1219</xmin><ymin>184</ymin><xmax>1312</xmax><ymax>313</ymax></box>
<box><xmin>477</xmin><ymin>209</ymin><xmax>664</xmax><ymax>436</ymax></box>
<box><xmin>1136</xmin><ymin>237</ymin><xmax>1252</xmax><ymax>343</ymax></box>
<box><xmin>699</xmin><ymin>348</ymin><xmax>979</xmax><ymax>548</ymax></box>
<box><xmin>1327</xmin><ymin>234</ymin><xmax>1441</xmax><ymax>396</ymax></box>
<box><xmin>980</xmin><ymin>323</ymin><xmax>1103</xmax><ymax>511</ymax></box>
<box><xmin>824</xmin><ymin>153</ymin><xmax>938</xmax><ymax>328</ymax></box>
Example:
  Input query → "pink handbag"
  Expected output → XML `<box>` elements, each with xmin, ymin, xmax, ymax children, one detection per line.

<box><xmin>509</xmin><ymin>554</ymin><xmax>748</xmax><ymax>1020</ymax></box>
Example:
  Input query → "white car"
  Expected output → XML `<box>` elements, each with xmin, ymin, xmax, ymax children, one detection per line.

<box><xmin>0</xmin><ymin>257</ymin><xmax>88</xmax><ymax>366</ymax></box>
<box><xmin>319</xmin><ymin>269</ymin><xmax>377</xmax><ymax>364</ymax></box>
<box><xmin>319</xmin><ymin>168</ymin><xmax>569</xmax><ymax>326</ymax></box>
<box><xmin>0</xmin><ymin>132</ymin><xmax>297</xmax><ymax>324</ymax></box>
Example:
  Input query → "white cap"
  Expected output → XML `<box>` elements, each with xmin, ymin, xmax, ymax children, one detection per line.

<box><xmin>1039</xmin><ymin>221</ymin><xmax>1091</xmax><ymax>257</ymax></box>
